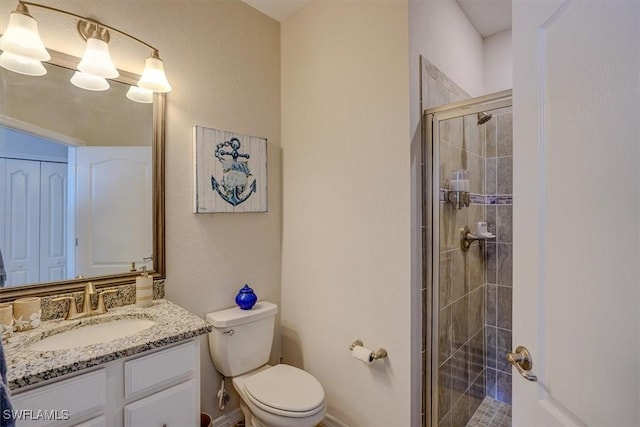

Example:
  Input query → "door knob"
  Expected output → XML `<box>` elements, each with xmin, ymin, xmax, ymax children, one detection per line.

<box><xmin>506</xmin><ymin>345</ymin><xmax>538</xmax><ymax>382</ymax></box>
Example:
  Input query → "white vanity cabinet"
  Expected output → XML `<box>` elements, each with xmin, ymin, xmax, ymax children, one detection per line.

<box><xmin>122</xmin><ymin>339</ymin><xmax>199</xmax><ymax>427</ymax></box>
<box><xmin>11</xmin><ymin>340</ymin><xmax>200</xmax><ymax>427</ymax></box>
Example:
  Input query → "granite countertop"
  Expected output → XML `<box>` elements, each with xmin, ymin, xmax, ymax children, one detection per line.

<box><xmin>3</xmin><ymin>299</ymin><xmax>212</xmax><ymax>391</ymax></box>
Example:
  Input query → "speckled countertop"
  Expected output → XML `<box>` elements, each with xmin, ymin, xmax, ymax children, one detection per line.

<box><xmin>3</xmin><ymin>299</ymin><xmax>212</xmax><ymax>391</ymax></box>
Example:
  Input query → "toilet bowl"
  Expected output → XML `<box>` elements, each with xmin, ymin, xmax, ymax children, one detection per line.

<box><xmin>232</xmin><ymin>364</ymin><xmax>326</xmax><ymax>427</ymax></box>
<box><xmin>206</xmin><ymin>302</ymin><xmax>327</xmax><ymax>427</ymax></box>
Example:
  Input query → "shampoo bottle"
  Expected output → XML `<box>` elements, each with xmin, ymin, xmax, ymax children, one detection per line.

<box><xmin>136</xmin><ymin>266</ymin><xmax>153</xmax><ymax>307</ymax></box>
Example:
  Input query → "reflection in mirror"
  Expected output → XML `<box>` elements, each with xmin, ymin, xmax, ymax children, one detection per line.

<box><xmin>0</xmin><ymin>57</ymin><xmax>159</xmax><ymax>293</ymax></box>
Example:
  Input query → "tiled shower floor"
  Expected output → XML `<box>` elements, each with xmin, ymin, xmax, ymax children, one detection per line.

<box><xmin>466</xmin><ymin>396</ymin><xmax>511</xmax><ymax>427</ymax></box>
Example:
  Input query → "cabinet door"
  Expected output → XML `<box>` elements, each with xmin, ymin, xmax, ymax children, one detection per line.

<box><xmin>124</xmin><ymin>380</ymin><xmax>197</xmax><ymax>427</ymax></box>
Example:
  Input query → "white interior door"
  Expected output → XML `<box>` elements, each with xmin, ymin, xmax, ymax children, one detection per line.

<box><xmin>513</xmin><ymin>0</ymin><xmax>640</xmax><ymax>425</ymax></box>
<box><xmin>40</xmin><ymin>162</ymin><xmax>68</xmax><ymax>282</ymax></box>
<box><xmin>2</xmin><ymin>159</ymin><xmax>40</xmax><ymax>286</ymax></box>
<box><xmin>75</xmin><ymin>147</ymin><xmax>152</xmax><ymax>277</ymax></box>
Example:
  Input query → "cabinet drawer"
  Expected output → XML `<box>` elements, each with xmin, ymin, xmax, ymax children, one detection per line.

<box><xmin>72</xmin><ymin>415</ymin><xmax>106</xmax><ymax>427</ymax></box>
<box><xmin>12</xmin><ymin>369</ymin><xmax>106</xmax><ymax>427</ymax></box>
<box><xmin>124</xmin><ymin>379</ymin><xmax>198</xmax><ymax>427</ymax></box>
<box><xmin>124</xmin><ymin>341</ymin><xmax>197</xmax><ymax>399</ymax></box>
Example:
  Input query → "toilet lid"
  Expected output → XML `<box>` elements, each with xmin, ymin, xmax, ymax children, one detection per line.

<box><xmin>243</xmin><ymin>364</ymin><xmax>325</xmax><ymax>413</ymax></box>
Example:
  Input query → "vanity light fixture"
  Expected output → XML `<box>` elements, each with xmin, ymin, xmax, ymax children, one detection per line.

<box><xmin>138</xmin><ymin>50</ymin><xmax>172</xmax><ymax>93</ymax></box>
<box><xmin>126</xmin><ymin>85</ymin><xmax>153</xmax><ymax>103</ymax></box>
<box><xmin>76</xmin><ymin>23</ymin><xmax>119</xmax><ymax>80</ymax></box>
<box><xmin>0</xmin><ymin>2</ymin><xmax>50</xmax><ymax>76</ymax></box>
<box><xmin>0</xmin><ymin>51</ymin><xmax>46</xmax><ymax>76</ymax></box>
<box><xmin>70</xmin><ymin>71</ymin><xmax>110</xmax><ymax>91</ymax></box>
<box><xmin>70</xmin><ymin>21</ymin><xmax>117</xmax><ymax>91</ymax></box>
<box><xmin>0</xmin><ymin>1</ymin><xmax>171</xmax><ymax>101</ymax></box>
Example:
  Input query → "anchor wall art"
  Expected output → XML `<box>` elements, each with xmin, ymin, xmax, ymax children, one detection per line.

<box><xmin>193</xmin><ymin>126</ymin><xmax>267</xmax><ymax>213</ymax></box>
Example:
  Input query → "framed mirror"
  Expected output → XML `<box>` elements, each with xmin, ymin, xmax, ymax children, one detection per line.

<box><xmin>0</xmin><ymin>49</ymin><xmax>165</xmax><ymax>301</ymax></box>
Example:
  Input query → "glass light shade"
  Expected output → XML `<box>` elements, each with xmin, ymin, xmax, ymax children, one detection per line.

<box><xmin>0</xmin><ymin>51</ymin><xmax>46</xmax><ymax>76</ymax></box>
<box><xmin>70</xmin><ymin>71</ymin><xmax>110</xmax><ymax>91</ymax></box>
<box><xmin>126</xmin><ymin>86</ymin><xmax>153</xmax><ymax>103</ymax></box>
<box><xmin>77</xmin><ymin>38</ymin><xmax>119</xmax><ymax>79</ymax></box>
<box><xmin>137</xmin><ymin>56</ymin><xmax>171</xmax><ymax>93</ymax></box>
<box><xmin>0</xmin><ymin>12</ymin><xmax>50</xmax><ymax>61</ymax></box>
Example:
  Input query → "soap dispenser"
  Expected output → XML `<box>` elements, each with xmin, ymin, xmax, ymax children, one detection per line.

<box><xmin>136</xmin><ymin>266</ymin><xmax>153</xmax><ymax>307</ymax></box>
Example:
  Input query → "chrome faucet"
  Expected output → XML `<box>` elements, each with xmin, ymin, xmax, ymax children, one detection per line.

<box><xmin>53</xmin><ymin>283</ymin><xmax>118</xmax><ymax>320</ymax></box>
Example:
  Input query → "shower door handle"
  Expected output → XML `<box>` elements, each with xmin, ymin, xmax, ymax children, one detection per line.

<box><xmin>507</xmin><ymin>346</ymin><xmax>538</xmax><ymax>382</ymax></box>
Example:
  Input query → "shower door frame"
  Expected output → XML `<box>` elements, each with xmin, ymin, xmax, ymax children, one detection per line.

<box><xmin>422</xmin><ymin>89</ymin><xmax>512</xmax><ymax>427</ymax></box>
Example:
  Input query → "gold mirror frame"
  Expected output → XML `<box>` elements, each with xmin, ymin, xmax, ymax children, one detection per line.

<box><xmin>0</xmin><ymin>49</ymin><xmax>165</xmax><ymax>302</ymax></box>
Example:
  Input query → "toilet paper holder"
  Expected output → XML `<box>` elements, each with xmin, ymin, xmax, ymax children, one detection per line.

<box><xmin>349</xmin><ymin>339</ymin><xmax>388</xmax><ymax>361</ymax></box>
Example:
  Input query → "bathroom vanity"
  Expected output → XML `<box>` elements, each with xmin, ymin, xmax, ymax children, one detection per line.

<box><xmin>3</xmin><ymin>300</ymin><xmax>211</xmax><ymax>427</ymax></box>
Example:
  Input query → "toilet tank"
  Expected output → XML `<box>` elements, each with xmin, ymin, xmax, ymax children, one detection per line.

<box><xmin>207</xmin><ymin>301</ymin><xmax>278</xmax><ymax>377</ymax></box>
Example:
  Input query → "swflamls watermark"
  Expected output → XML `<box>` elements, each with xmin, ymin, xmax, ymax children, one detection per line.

<box><xmin>2</xmin><ymin>409</ymin><xmax>70</xmax><ymax>421</ymax></box>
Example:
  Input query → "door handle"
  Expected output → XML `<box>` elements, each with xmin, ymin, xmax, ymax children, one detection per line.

<box><xmin>507</xmin><ymin>345</ymin><xmax>538</xmax><ymax>382</ymax></box>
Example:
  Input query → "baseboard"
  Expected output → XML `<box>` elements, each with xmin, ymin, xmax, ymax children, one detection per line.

<box><xmin>212</xmin><ymin>408</ymin><xmax>244</xmax><ymax>427</ymax></box>
<box><xmin>212</xmin><ymin>409</ymin><xmax>347</xmax><ymax>427</ymax></box>
<box><xmin>321</xmin><ymin>413</ymin><xmax>349</xmax><ymax>427</ymax></box>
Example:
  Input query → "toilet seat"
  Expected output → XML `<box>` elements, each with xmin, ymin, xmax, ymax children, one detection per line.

<box><xmin>242</xmin><ymin>365</ymin><xmax>325</xmax><ymax>417</ymax></box>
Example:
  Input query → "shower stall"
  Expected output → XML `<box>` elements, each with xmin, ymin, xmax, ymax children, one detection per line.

<box><xmin>422</xmin><ymin>87</ymin><xmax>513</xmax><ymax>427</ymax></box>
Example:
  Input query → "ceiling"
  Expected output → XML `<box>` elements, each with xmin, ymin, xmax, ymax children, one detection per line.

<box><xmin>241</xmin><ymin>0</ymin><xmax>512</xmax><ymax>39</ymax></box>
<box><xmin>456</xmin><ymin>0</ymin><xmax>512</xmax><ymax>38</ymax></box>
<box><xmin>241</xmin><ymin>0</ymin><xmax>311</xmax><ymax>23</ymax></box>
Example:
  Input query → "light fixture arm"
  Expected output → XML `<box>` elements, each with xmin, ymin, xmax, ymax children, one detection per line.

<box><xmin>14</xmin><ymin>2</ymin><xmax>30</xmax><ymax>16</ymax></box>
<box><xmin>4</xmin><ymin>1</ymin><xmax>171</xmax><ymax>94</ymax></box>
<box><xmin>18</xmin><ymin>1</ymin><xmax>160</xmax><ymax>53</ymax></box>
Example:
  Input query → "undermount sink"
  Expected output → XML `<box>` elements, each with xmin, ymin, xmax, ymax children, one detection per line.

<box><xmin>29</xmin><ymin>318</ymin><xmax>156</xmax><ymax>351</ymax></box>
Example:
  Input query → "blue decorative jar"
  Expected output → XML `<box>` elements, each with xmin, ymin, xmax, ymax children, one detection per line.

<box><xmin>235</xmin><ymin>284</ymin><xmax>257</xmax><ymax>310</ymax></box>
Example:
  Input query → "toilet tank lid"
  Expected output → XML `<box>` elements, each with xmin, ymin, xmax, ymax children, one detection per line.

<box><xmin>207</xmin><ymin>301</ymin><xmax>278</xmax><ymax>328</ymax></box>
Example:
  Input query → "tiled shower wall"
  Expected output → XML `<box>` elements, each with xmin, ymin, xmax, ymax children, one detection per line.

<box><xmin>484</xmin><ymin>110</ymin><xmax>513</xmax><ymax>404</ymax></box>
<box><xmin>422</xmin><ymin>57</ymin><xmax>513</xmax><ymax>427</ymax></box>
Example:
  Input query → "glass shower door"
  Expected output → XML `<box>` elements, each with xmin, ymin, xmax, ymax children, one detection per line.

<box><xmin>424</xmin><ymin>91</ymin><xmax>512</xmax><ymax>427</ymax></box>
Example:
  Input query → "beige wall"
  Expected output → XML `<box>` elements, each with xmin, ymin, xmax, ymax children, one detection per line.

<box><xmin>483</xmin><ymin>29</ymin><xmax>513</xmax><ymax>94</ymax></box>
<box><xmin>280</xmin><ymin>1</ymin><xmax>413</xmax><ymax>425</ymax></box>
<box><xmin>0</xmin><ymin>0</ymin><xmax>282</xmax><ymax>419</ymax></box>
<box><xmin>408</xmin><ymin>0</ymin><xmax>484</xmax><ymax>100</ymax></box>
<box><xmin>148</xmin><ymin>2</ymin><xmax>281</xmax><ymax>420</ymax></box>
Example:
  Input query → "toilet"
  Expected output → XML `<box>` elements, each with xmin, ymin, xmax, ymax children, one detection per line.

<box><xmin>207</xmin><ymin>301</ymin><xmax>326</xmax><ymax>427</ymax></box>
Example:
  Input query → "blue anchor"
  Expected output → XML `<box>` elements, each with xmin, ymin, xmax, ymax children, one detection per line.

<box><xmin>211</xmin><ymin>138</ymin><xmax>257</xmax><ymax>206</ymax></box>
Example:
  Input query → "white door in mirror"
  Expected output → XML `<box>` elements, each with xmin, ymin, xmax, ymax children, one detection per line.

<box><xmin>75</xmin><ymin>146</ymin><xmax>152</xmax><ymax>277</ymax></box>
